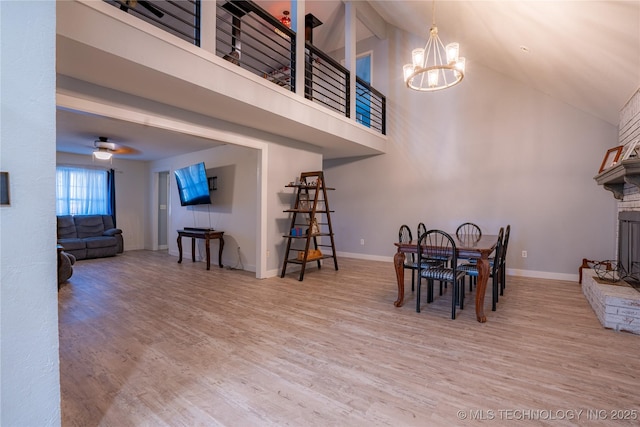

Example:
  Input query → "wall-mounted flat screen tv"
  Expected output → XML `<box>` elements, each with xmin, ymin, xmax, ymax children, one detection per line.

<box><xmin>174</xmin><ymin>162</ymin><xmax>212</xmax><ymax>206</ymax></box>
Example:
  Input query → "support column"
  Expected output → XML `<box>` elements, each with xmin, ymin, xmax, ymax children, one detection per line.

<box><xmin>292</xmin><ymin>0</ymin><xmax>306</xmax><ymax>97</ymax></box>
<box><xmin>199</xmin><ymin>0</ymin><xmax>216</xmax><ymax>54</ymax></box>
<box><xmin>345</xmin><ymin>1</ymin><xmax>357</xmax><ymax>120</ymax></box>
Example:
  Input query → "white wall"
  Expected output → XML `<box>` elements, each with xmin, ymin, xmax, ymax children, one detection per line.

<box><xmin>325</xmin><ymin>30</ymin><xmax>619</xmax><ymax>280</ymax></box>
<box><xmin>147</xmin><ymin>141</ymin><xmax>323</xmax><ymax>277</ymax></box>
<box><xmin>151</xmin><ymin>145</ymin><xmax>259</xmax><ymax>270</ymax></box>
<box><xmin>267</xmin><ymin>143</ymin><xmax>323</xmax><ymax>275</ymax></box>
<box><xmin>0</xmin><ymin>1</ymin><xmax>60</xmax><ymax>425</ymax></box>
<box><xmin>56</xmin><ymin>153</ymin><xmax>149</xmax><ymax>251</ymax></box>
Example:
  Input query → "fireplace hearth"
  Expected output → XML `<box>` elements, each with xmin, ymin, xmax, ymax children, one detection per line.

<box><xmin>582</xmin><ymin>269</ymin><xmax>640</xmax><ymax>334</ymax></box>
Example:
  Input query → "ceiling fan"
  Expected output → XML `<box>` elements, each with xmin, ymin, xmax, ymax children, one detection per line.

<box><xmin>93</xmin><ymin>137</ymin><xmax>139</xmax><ymax>160</ymax></box>
<box><xmin>118</xmin><ymin>0</ymin><xmax>164</xmax><ymax>19</ymax></box>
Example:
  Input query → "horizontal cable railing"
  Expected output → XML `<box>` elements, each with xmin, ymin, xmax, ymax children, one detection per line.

<box><xmin>105</xmin><ymin>0</ymin><xmax>200</xmax><ymax>46</ymax></box>
<box><xmin>305</xmin><ymin>43</ymin><xmax>349</xmax><ymax>118</ymax></box>
<box><xmin>102</xmin><ymin>0</ymin><xmax>385</xmax><ymax>135</ymax></box>
<box><xmin>216</xmin><ymin>1</ymin><xmax>296</xmax><ymax>92</ymax></box>
<box><xmin>356</xmin><ymin>77</ymin><xmax>386</xmax><ymax>135</ymax></box>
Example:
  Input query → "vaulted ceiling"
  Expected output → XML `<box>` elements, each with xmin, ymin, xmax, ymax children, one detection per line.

<box><xmin>368</xmin><ymin>0</ymin><xmax>640</xmax><ymax>126</ymax></box>
<box><xmin>56</xmin><ymin>1</ymin><xmax>640</xmax><ymax>161</ymax></box>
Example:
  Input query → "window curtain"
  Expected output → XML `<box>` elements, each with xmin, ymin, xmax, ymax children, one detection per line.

<box><xmin>56</xmin><ymin>166</ymin><xmax>109</xmax><ymax>215</ymax></box>
<box><xmin>108</xmin><ymin>168</ymin><xmax>116</xmax><ymax>226</ymax></box>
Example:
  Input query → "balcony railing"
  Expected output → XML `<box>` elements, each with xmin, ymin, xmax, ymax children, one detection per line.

<box><xmin>305</xmin><ymin>44</ymin><xmax>349</xmax><ymax>118</ymax></box>
<box><xmin>103</xmin><ymin>0</ymin><xmax>386</xmax><ymax>135</ymax></box>
<box><xmin>106</xmin><ymin>0</ymin><xmax>200</xmax><ymax>45</ymax></box>
<box><xmin>356</xmin><ymin>77</ymin><xmax>386</xmax><ymax>135</ymax></box>
<box><xmin>216</xmin><ymin>1</ymin><xmax>296</xmax><ymax>93</ymax></box>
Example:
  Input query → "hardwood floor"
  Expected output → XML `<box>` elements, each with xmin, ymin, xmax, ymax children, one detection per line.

<box><xmin>59</xmin><ymin>251</ymin><xmax>640</xmax><ymax>426</ymax></box>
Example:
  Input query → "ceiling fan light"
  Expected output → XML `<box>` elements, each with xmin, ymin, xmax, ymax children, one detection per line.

<box><xmin>93</xmin><ymin>150</ymin><xmax>112</xmax><ymax>160</ymax></box>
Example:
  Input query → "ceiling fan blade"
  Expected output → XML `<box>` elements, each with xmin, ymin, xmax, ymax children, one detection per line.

<box><xmin>111</xmin><ymin>145</ymin><xmax>140</xmax><ymax>155</ymax></box>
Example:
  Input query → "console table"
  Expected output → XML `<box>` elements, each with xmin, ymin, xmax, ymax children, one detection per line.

<box><xmin>177</xmin><ymin>229</ymin><xmax>224</xmax><ymax>270</ymax></box>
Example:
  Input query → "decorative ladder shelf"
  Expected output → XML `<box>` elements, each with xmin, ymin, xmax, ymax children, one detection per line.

<box><xmin>280</xmin><ymin>171</ymin><xmax>338</xmax><ymax>281</ymax></box>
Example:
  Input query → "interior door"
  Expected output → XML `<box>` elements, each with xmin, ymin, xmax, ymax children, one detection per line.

<box><xmin>158</xmin><ymin>171</ymin><xmax>169</xmax><ymax>249</ymax></box>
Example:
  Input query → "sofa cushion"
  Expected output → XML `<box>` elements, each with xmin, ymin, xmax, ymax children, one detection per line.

<box><xmin>57</xmin><ymin>215</ymin><xmax>77</xmax><ymax>239</ymax></box>
<box><xmin>74</xmin><ymin>215</ymin><xmax>105</xmax><ymax>238</ymax></box>
<box><xmin>101</xmin><ymin>215</ymin><xmax>116</xmax><ymax>230</ymax></box>
<box><xmin>57</xmin><ymin>238</ymin><xmax>85</xmax><ymax>251</ymax></box>
<box><xmin>84</xmin><ymin>236</ymin><xmax>117</xmax><ymax>249</ymax></box>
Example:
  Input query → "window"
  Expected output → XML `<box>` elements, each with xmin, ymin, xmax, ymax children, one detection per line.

<box><xmin>356</xmin><ymin>53</ymin><xmax>372</xmax><ymax>128</ymax></box>
<box><xmin>56</xmin><ymin>166</ymin><xmax>111</xmax><ymax>215</ymax></box>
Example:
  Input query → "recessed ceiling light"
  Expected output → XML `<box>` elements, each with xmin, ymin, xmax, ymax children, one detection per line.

<box><xmin>519</xmin><ymin>45</ymin><xmax>531</xmax><ymax>54</ymax></box>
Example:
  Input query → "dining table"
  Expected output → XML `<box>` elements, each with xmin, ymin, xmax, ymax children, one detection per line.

<box><xmin>394</xmin><ymin>233</ymin><xmax>499</xmax><ymax>323</ymax></box>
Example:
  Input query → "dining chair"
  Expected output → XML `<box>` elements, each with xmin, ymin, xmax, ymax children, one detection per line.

<box><xmin>456</xmin><ymin>222</ymin><xmax>482</xmax><ymax>290</ymax></box>
<box><xmin>399</xmin><ymin>225</ymin><xmax>417</xmax><ymax>291</ymax></box>
<box><xmin>458</xmin><ymin>227</ymin><xmax>504</xmax><ymax>311</ymax></box>
<box><xmin>417</xmin><ymin>222</ymin><xmax>427</xmax><ymax>239</ymax></box>
<box><xmin>417</xmin><ymin>223</ymin><xmax>448</xmax><ymax>292</ymax></box>
<box><xmin>499</xmin><ymin>225</ymin><xmax>511</xmax><ymax>295</ymax></box>
<box><xmin>417</xmin><ymin>230</ymin><xmax>466</xmax><ymax>319</ymax></box>
<box><xmin>456</xmin><ymin>222</ymin><xmax>482</xmax><ymax>241</ymax></box>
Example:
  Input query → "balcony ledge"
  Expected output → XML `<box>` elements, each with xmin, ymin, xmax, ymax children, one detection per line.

<box><xmin>56</xmin><ymin>0</ymin><xmax>386</xmax><ymax>160</ymax></box>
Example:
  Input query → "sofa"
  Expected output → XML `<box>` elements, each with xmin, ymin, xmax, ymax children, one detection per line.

<box><xmin>57</xmin><ymin>215</ymin><xmax>123</xmax><ymax>260</ymax></box>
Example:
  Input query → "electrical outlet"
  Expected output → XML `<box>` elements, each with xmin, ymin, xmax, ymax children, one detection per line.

<box><xmin>360</xmin><ymin>239</ymin><xmax>365</xmax><ymax>245</ymax></box>
<box><xmin>522</xmin><ymin>250</ymin><xmax>527</xmax><ymax>258</ymax></box>
<box><xmin>266</xmin><ymin>250</ymin><xmax>270</xmax><ymax>258</ymax></box>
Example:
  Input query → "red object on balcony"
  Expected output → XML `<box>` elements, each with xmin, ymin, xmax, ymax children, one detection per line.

<box><xmin>280</xmin><ymin>11</ymin><xmax>291</xmax><ymax>28</ymax></box>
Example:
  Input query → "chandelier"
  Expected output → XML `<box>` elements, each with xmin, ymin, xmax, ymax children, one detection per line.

<box><xmin>402</xmin><ymin>1</ymin><xmax>465</xmax><ymax>91</ymax></box>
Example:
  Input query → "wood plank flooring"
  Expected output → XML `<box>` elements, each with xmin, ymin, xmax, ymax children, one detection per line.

<box><xmin>58</xmin><ymin>251</ymin><xmax>640</xmax><ymax>426</ymax></box>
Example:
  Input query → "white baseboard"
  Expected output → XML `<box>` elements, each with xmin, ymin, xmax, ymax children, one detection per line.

<box><xmin>507</xmin><ymin>268</ymin><xmax>578</xmax><ymax>282</ymax></box>
<box><xmin>263</xmin><ymin>268</ymin><xmax>280</xmax><ymax>278</ymax></box>
<box><xmin>336</xmin><ymin>251</ymin><xmax>394</xmax><ymax>263</ymax></box>
<box><xmin>336</xmin><ymin>252</ymin><xmax>579</xmax><ymax>282</ymax></box>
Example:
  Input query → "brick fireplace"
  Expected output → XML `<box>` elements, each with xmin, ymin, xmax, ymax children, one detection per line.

<box><xmin>587</xmin><ymin>88</ymin><xmax>640</xmax><ymax>334</ymax></box>
<box><xmin>596</xmin><ymin>88</ymin><xmax>640</xmax><ymax>276</ymax></box>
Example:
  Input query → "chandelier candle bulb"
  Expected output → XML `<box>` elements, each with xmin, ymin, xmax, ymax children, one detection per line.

<box><xmin>428</xmin><ymin>69</ymin><xmax>439</xmax><ymax>87</ymax></box>
<box><xmin>446</xmin><ymin>42</ymin><xmax>459</xmax><ymax>64</ymax></box>
<box><xmin>403</xmin><ymin>64</ymin><xmax>415</xmax><ymax>81</ymax></box>
<box><xmin>412</xmin><ymin>48</ymin><xmax>425</xmax><ymax>67</ymax></box>
<box><xmin>455</xmin><ymin>57</ymin><xmax>466</xmax><ymax>75</ymax></box>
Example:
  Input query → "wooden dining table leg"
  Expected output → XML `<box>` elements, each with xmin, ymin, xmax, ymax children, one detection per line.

<box><xmin>475</xmin><ymin>254</ymin><xmax>490</xmax><ymax>323</ymax></box>
<box><xmin>393</xmin><ymin>250</ymin><xmax>405</xmax><ymax>307</ymax></box>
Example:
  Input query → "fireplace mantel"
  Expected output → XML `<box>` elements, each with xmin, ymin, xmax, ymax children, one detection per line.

<box><xmin>594</xmin><ymin>158</ymin><xmax>640</xmax><ymax>200</ymax></box>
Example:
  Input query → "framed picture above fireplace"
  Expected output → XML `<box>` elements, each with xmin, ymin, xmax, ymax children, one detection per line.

<box><xmin>599</xmin><ymin>145</ymin><xmax>624</xmax><ymax>173</ymax></box>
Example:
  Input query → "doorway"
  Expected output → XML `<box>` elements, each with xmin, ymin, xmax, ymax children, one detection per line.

<box><xmin>158</xmin><ymin>171</ymin><xmax>169</xmax><ymax>250</ymax></box>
